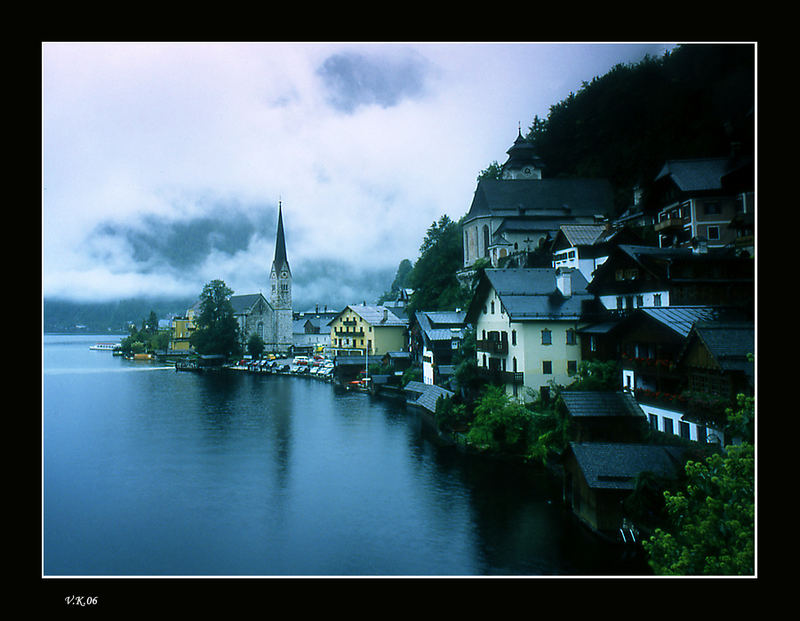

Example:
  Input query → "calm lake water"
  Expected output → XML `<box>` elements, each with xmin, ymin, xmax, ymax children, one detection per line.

<box><xmin>42</xmin><ymin>334</ymin><xmax>650</xmax><ymax>576</ymax></box>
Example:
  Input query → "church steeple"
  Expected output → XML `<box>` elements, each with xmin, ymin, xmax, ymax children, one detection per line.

<box><xmin>270</xmin><ymin>201</ymin><xmax>292</xmax><ymax>315</ymax></box>
<box><xmin>272</xmin><ymin>201</ymin><xmax>291</xmax><ymax>276</ymax></box>
<box><xmin>501</xmin><ymin>126</ymin><xmax>544</xmax><ymax>179</ymax></box>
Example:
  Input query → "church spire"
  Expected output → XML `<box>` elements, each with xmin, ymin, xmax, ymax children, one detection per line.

<box><xmin>273</xmin><ymin>201</ymin><xmax>290</xmax><ymax>275</ymax></box>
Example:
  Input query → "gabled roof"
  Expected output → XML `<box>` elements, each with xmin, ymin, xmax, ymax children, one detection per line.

<box><xmin>466</xmin><ymin>268</ymin><xmax>592</xmax><ymax>323</ymax></box>
<box><xmin>678</xmin><ymin>321</ymin><xmax>755</xmax><ymax>379</ymax></box>
<box><xmin>557</xmin><ymin>224</ymin><xmax>609</xmax><ymax>247</ymax></box>
<box><xmin>463</xmin><ymin>178</ymin><xmax>613</xmax><ymax>223</ymax></box>
<box><xmin>564</xmin><ymin>443</ymin><xmax>687</xmax><ymax>490</ymax></box>
<box><xmin>560</xmin><ymin>391</ymin><xmax>645</xmax><ymax>419</ymax></box>
<box><xmin>414</xmin><ymin>310</ymin><xmax>466</xmax><ymax>343</ymax></box>
<box><xmin>329</xmin><ymin>304</ymin><xmax>407</xmax><ymax>327</ymax></box>
<box><xmin>654</xmin><ymin>158</ymin><xmax>729</xmax><ymax>193</ymax></box>
<box><xmin>638</xmin><ymin>306</ymin><xmax>747</xmax><ymax>339</ymax></box>
<box><xmin>404</xmin><ymin>381</ymin><xmax>454</xmax><ymax>414</ymax></box>
<box><xmin>230</xmin><ymin>293</ymin><xmax>271</xmax><ymax>315</ymax></box>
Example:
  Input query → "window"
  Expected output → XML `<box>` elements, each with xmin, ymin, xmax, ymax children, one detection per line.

<box><xmin>679</xmin><ymin>421</ymin><xmax>691</xmax><ymax>439</ymax></box>
<box><xmin>490</xmin><ymin>301</ymin><xmax>495</xmax><ymax>314</ymax></box>
<box><xmin>567</xmin><ymin>360</ymin><xmax>577</xmax><ymax>375</ymax></box>
<box><xmin>541</xmin><ymin>329</ymin><xmax>551</xmax><ymax>345</ymax></box>
<box><xmin>511</xmin><ymin>330</ymin><xmax>517</xmax><ymax>346</ymax></box>
<box><xmin>707</xmin><ymin>226</ymin><xmax>720</xmax><ymax>240</ymax></box>
<box><xmin>542</xmin><ymin>360</ymin><xmax>552</xmax><ymax>374</ymax></box>
<box><xmin>649</xmin><ymin>414</ymin><xmax>658</xmax><ymax>430</ymax></box>
<box><xmin>636</xmin><ymin>295</ymin><xmax>643</xmax><ymax>307</ymax></box>
<box><xmin>590</xmin><ymin>335</ymin><xmax>597</xmax><ymax>352</ymax></box>
<box><xmin>654</xmin><ymin>294</ymin><xmax>662</xmax><ymax>307</ymax></box>
<box><xmin>566</xmin><ymin>329</ymin><xmax>576</xmax><ymax>345</ymax></box>
<box><xmin>513</xmin><ymin>357</ymin><xmax>517</xmax><ymax>372</ymax></box>
<box><xmin>704</xmin><ymin>202</ymin><xmax>721</xmax><ymax>215</ymax></box>
<box><xmin>663</xmin><ymin>418</ymin><xmax>673</xmax><ymax>435</ymax></box>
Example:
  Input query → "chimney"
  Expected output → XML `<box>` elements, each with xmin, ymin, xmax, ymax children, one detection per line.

<box><xmin>382</xmin><ymin>309</ymin><xmax>388</xmax><ymax>323</ymax></box>
<box><xmin>556</xmin><ymin>267</ymin><xmax>572</xmax><ymax>297</ymax></box>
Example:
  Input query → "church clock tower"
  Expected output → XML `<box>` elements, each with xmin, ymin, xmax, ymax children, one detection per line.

<box><xmin>269</xmin><ymin>202</ymin><xmax>293</xmax><ymax>352</ymax></box>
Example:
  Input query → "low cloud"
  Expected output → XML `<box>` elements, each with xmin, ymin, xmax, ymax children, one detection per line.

<box><xmin>316</xmin><ymin>50</ymin><xmax>432</xmax><ymax>114</ymax></box>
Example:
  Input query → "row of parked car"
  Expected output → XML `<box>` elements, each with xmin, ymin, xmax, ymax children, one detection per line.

<box><xmin>235</xmin><ymin>354</ymin><xmax>336</xmax><ymax>379</ymax></box>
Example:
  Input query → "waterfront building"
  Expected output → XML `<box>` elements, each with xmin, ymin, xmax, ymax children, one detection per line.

<box><xmin>461</xmin><ymin>130</ymin><xmax>613</xmax><ymax>269</ymax></box>
<box><xmin>169</xmin><ymin>316</ymin><xmax>193</xmax><ymax>352</ymax></box>
<box><xmin>465</xmin><ymin>267</ymin><xmax>599</xmax><ymax>402</ymax></box>
<box><xmin>409</xmin><ymin>310</ymin><xmax>467</xmax><ymax>386</ymax></box>
<box><xmin>328</xmin><ymin>304</ymin><xmax>407</xmax><ymax>357</ymax></box>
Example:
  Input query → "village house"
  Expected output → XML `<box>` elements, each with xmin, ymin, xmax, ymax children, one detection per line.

<box><xmin>648</xmin><ymin>156</ymin><xmax>754</xmax><ymax>252</ymax></box>
<box><xmin>465</xmin><ymin>267</ymin><xmax>602</xmax><ymax>402</ymax></box>
<box><xmin>409</xmin><ymin>310</ymin><xmax>467</xmax><ymax>386</ymax></box>
<box><xmin>560</xmin><ymin>442</ymin><xmax>689</xmax><ymax>541</ymax></box>
<box><xmin>585</xmin><ymin>243</ymin><xmax>754</xmax><ymax>315</ymax></box>
<box><xmin>551</xmin><ymin>223</ymin><xmax>642</xmax><ymax>283</ymax></box>
<box><xmin>560</xmin><ymin>391</ymin><xmax>648</xmax><ymax>443</ymax></box>
<box><xmin>461</xmin><ymin>131</ymin><xmax>613</xmax><ymax>269</ymax></box>
<box><xmin>611</xmin><ymin>305</ymin><xmax>751</xmax><ymax>444</ymax></box>
<box><xmin>328</xmin><ymin>304</ymin><xmax>407</xmax><ymax>358</ymax></box>
<box><xmin>674</xmin><ymin>320</ymin><xmax>754</xmax><ymax>442</ymax></box>
<box><xmin>293</xmin><ymin>306</ymin><xmax>338</xmax><ymax>355</ymax></box>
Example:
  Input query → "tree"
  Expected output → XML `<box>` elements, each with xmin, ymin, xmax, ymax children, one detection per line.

<box><xmin>406</xmin><ymin>215</ymin><xmax>470</xmax><ymax>316</ymax></box>
<box><xmin>190</xmin><ymin>280</ymin><xmax>241</xmax><ymax>356</ymax></box>
<box><xmin>247</xmin><ymin>333</ymin><xmax>265</xmax><ymax>359</ymax></box>
<box><xmin>642</xmin><ymin>442</ymin><xmax>754</xmax><ymax>575</ymax></box>
<box><xmin>466</xmin><ymin>386</ymin><xmax>533</xmax><ymax>455</ymax></box>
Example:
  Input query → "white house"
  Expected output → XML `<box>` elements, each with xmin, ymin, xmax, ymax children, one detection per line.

<box><xmin>465</xmin><ymin>267</ymin><xmax>595</xmax><ymax>402</ymax></box>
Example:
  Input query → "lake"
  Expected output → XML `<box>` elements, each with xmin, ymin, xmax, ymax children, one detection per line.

<box><xmin>42</xmin><ymin>334</ymin><xmax>650</xmax><ymax>576</ymax></box>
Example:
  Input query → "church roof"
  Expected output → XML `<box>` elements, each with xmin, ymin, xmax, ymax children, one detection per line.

<box><xmin>230</xmin><ymin>293</ymin><xmax>271</xmax><ymax>315</ymax></box>
<box><xmin>463</xmin><ymin>178</ymin><xmax>613</xmax><ymax>223</ymax></box>
<box><xmin>273</xmin><ymin>203</ymin><xmax>290</xmax><ymax>274</ymax></box>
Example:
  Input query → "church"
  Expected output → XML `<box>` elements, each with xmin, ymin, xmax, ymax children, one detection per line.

<box><xmin>461</xmin><ymin>129</ymin><xmax>614</xmax><ymax>268</ymax></box>
<box><xmin>230</xmin><ymin>203</ymin><xmax>293</xmax><ymax>354</ymax></box>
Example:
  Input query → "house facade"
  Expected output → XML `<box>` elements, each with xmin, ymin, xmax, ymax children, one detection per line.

<box><xmin>649</xmin><ymin>157</ymin><xmax>754</xmax><ymax>251</ymax></box>
<box><xmin>410</xmin><ymin>310</ymin><xmax>467</xmax><ymax>386</ymax></box>
<box><xmin>466</xmin><ymin>267</ymin><xmax>596</xmax><ymax>402</ymax></box>
<box><xmin>328</xmin><ymin>304</ymin><xmax>407</xmax><ymax>357</ymax></box>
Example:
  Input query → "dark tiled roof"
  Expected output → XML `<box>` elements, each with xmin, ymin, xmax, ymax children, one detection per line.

<box><xmin>639</xmin><ymin>306</ymin><xmax>746</xmax><ymax>338</ymax></box>
<box><xmin>404</xmin><ymin>381</ymin><xmax>454</xmax><ymax>413</ymax></box>
<box><xmin>464</xmin><ymin>178</ymin><xmax>613</xmax><ymax>222</ymax></box>
<box><xmin>482</xmin><ymin>268</ymin><xmax>592</xmax><ymax>321</ymax></box>
<box><xmin>683</xmin><ymin>321</ymin><xmax>755</xmax><ymax>378</ymax></box>
<box><xmin>560</xmin><ymin>391</ymin><xmax>645</xmax><ymax>419</ymax></box>
<box><xmin>566</xmin><ymin>443</ymin><xmax>686</xmax><ymax>490</ymax></box>
<box><xmin>230</xmin><ymin>293</ymin><xmax>271</xmax><ymax>315</ymax></box>
<box><xmin>414</xmin><ymin>310</ymin><xmax>466</xmax><ymax>343</ymax></box>
<box><xmin>654</xmin><ymin>158</ymin><xmax>729</xmax><ymax>193</ymax></box>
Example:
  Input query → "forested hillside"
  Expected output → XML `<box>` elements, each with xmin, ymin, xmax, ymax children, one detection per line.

<box><xmin>44</xmin><ymin>297</ymin><xmax>197</xmax><ymax>334</ymax></box>
<box><xmin>522</xmin><ymin>44</ymin><xmax>754</xmax><ymax>214</ymax></box>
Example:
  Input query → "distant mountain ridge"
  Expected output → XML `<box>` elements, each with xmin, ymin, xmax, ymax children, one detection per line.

<box><xmin>43</xmin><ymin>297</ymin><xmax>197</xmax><ymax>334</ymax></box>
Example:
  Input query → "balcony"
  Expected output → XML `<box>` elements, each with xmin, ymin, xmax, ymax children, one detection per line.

<box><xmin>477</xmin><ymin>339</ymin><xmax>508</xmax><ymax>355</ymax></box>
<box><xmin>654</xmin><ymin>217</ymin><xmax>686</xmax><ymax>233</ymax></box>
<box><xmin>478</xmin><ymin>368</ymin><xmax>524</xmax><ymax>385</ymax></box>
<box><xmin>334</xmin><ymin>329</ymin><xmax>365</xmax><ymax>338</ymax></box>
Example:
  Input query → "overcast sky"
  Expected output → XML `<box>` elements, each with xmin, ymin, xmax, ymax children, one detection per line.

<box><xmin>42</xmin><ymin>41</ymin><xmax>677</xmax><ymax>312</ymax></box>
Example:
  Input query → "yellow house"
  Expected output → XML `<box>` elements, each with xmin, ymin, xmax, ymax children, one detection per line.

<box><xmin>466</xmin><ymin>268</ymin><xmax>593</xmax><ymax>402</ymax></box>
<box><xmin>329</xmin><ymin>304</ymin><xmax>407</xmax><ymax>357</ymax></box>
<box><xmin>170</xmin><ymin>310</ymin><xmax>195</xmax><ymax>352</ymax></box>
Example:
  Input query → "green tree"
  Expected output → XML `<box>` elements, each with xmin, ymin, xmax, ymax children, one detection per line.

<box><xmin>406</xmin><ymin>215</ymin><xmax>470</xmax><ymax>316</ymax></box>
<box><xmin>567</xmin><ymin>359</ymin><xmax>620</xmax><ymax>391</ymax></box>
<box><xmin>247</xmin><ymin>333</ymin><xmax>265</xmax><ymax>359</ymax></box>
<box><xmin>190</xmin><ymin>280</ymin><xmax>241</xmax><ymax>356</ymax></box>
<box><xmin>477</xmin><ymin>161</ymin><xmax>502</xmax><ymax>181</ymax></box>
<box><xmin>466</xmin><ymin>386</ymin><xmax>533</xmax><ymax>455</ymax></box>
<box><xmin>642</xmin><ymin>442</ymin><xmax>754</xmax><ymax>575</ymax></box>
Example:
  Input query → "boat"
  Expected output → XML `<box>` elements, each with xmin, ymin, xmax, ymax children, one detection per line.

<box><xmin>89</xmin><ymin>342</ymin><xmax>120</xmax><ymax>351</ymax></box>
